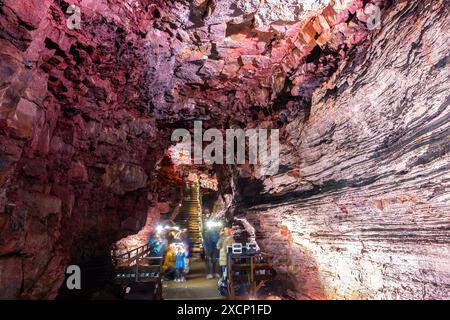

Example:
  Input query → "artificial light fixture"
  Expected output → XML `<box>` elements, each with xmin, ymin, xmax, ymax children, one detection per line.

<box><xmin>156</xmin><ymin>224</ymin><xmax>164</xmax><ymax>234</ymax></box>
<box><xmin>206</xmin><ymin>220</ymin><xmax>223</xmax><ymax>229</ymax></box>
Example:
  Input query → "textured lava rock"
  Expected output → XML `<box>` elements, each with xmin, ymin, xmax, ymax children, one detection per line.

<box><xmin>0</xmin><ymin>0</ymin><xmax>448</xmax><ymax>300</ymax></box>
<box><xmin>230</xmin><ymin>0</ymin><xmax>450</xmax><ymax>299</ymax></box>
<box><xmin>0</xmin><ymin>0</ymin><xmax>173</xmax><ymax>299</ymax></box>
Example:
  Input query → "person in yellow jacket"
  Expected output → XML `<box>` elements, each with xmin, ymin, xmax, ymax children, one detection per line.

<box><xmin>162</xmin><ymin>244</ymin><xmax>176</xmax><ymax>280</ymax></box>
<box><xmin>216</xmin><ymin>227</ymin><xmax>233</xmax><ymax>277</ymax></box>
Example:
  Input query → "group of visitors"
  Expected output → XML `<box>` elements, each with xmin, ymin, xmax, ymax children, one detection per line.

<box><xmin>203</xmin><ymin>214</ymin><xmax>233</xmax><ymax>279</ymax></box>
<box><xmin>148</xmin><ymin>224</ymin><xmax>190</xmax><ymax>283</ymax></box>
<box><xmin>162</xmin><ymin>241</ymin><xmax>188</xmax><ymax>282</ymax></box>
<box><xmin>147</xmin><ymin>216</ymin><xmax>234</xmax><ymax>284</ymax></box>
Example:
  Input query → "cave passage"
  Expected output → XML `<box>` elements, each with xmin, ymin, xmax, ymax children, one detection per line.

<box><xmin>112</xmin><ymin>171</ymin><xmax>263</xmax><ymax>300</ymax></box>
<box><xmin>1</xmin><ymin>0</ymin><xmax>449</xmax><ymax>301</ymax></box>
<box><xmin>113</xmin><ymin>175</ymin><xmax>226</xmax><ymax>300</ymax></box>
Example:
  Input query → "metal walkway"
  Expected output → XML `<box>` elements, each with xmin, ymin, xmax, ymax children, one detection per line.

<box><xmin>163</xmin><ymin>259</ymin><xmax>224</xmax><ymax>300</ymax></box>
<box><xmin>111</xmin><ymin>243</ymin><xmax>164</xmax><ymax>300</ymax></box>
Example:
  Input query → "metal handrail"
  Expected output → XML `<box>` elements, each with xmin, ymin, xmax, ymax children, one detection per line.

<box><xmin>111</xmin><ymin>243</ymin><xmax>151</xmax><ymax>266</ymax></box>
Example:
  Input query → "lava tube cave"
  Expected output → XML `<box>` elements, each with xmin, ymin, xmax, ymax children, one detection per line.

<box><xmin>0</xmin><ymin>0</ymin><xmax>449</xmax><ymax>305</ymax></box>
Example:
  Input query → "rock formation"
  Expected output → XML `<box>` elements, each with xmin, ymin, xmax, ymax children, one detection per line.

<box><xmin>230</xmin><ymin>0</ymin><xmax>450</xmax><ymax>299</ymax></box>
<box><xmin>0</xmin><ymin>0</ymin><xmax>448</xmax><ymax>299</ymax></box>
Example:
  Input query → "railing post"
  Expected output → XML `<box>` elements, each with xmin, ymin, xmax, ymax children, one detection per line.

<box><xmin>135</xmin><ymin>258</ymin><xmax>139</xmax><ymax>281</ymax></box>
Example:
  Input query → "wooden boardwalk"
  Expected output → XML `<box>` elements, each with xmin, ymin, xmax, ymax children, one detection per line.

<box><xmin>163</xmin><ymin>259</ymin><xmax>224</xmax><ymax>300</ymax></box>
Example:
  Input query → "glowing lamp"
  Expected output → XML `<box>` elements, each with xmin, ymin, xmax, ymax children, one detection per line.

<box><xmin>206</xmin><ymin>220</ymin><xmax>223</xmax><ymax>229</ymax></box>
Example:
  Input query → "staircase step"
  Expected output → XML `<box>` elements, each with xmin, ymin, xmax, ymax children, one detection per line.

<box><xmin>174</xmin><ymin>183</ymin><xmax>203</xmax><ymax>252</ymax></box>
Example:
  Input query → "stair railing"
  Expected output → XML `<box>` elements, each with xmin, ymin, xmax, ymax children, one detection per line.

<box><xmin>111</xmin><ymin>243</ymin><xmax>151</xmax><ymax>267</ymax></box>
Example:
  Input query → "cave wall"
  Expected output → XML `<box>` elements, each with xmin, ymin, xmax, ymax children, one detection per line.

<box><xmin>0</xmin><ymin>0</ymin><xmax>448</xmax><ymax>300</ymax></box>
<box><xmin>234</xmin><ymin>1</ymin><xmax>450</xmax><ymax>299</ymax></box>
<box><xmin>0</xmin><ymin>0</ymin><xmax>175</xmax><ymax>299</ymax></box>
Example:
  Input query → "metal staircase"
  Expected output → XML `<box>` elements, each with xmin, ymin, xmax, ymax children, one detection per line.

<box><xmin>175</xmin><ymin>182</ymin><xmax>203</xmax><ymax>255</ymax></box>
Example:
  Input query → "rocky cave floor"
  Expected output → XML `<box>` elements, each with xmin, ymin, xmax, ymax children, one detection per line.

<box><xmin>0</xmin><ymin>0</ymin><xmax>449</xmax><ymax>299</ymax></box>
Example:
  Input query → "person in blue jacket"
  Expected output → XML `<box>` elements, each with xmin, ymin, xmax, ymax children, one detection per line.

<box><xmin>203</xmin><ymin>217</ymin><xmax>221</xmax><ymax>279</ymax></box>
<box><xmin>174</xmin><ymin>243</ymin><xmax>187</xmax><ymax>282</ymax></box>
<box><xmin>148</xmin><ymin>232</ymin><xmax>167</xmax><ymax>257</ymax></box>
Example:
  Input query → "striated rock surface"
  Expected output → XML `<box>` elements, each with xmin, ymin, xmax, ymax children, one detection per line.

<box><xmin>231</xmin><ymin>0</ymin><xmax>450</xmax><ymax>299</ymax></box>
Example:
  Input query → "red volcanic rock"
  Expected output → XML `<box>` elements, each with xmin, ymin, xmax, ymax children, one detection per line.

<box><xmin>6</xmin><ymin>98</ymin><xmax>39</xmax><ymax>138</ymax></box>
<box><xmin>104</xmin><ymin>163</ymin><xmax>148</xmax><ymax>195</ymax></box>
<box><xmin>3</xmin><ymin>0</ymin><xmax>50</xmax><ymax>29</ymax></box>
<box><xmin>18</xmin><ymin>189</ymin><xmax>62</xmax><ymax>218</ymax></box>
<box><xmin>156</xmin><ymin>202</ymin><xmax>170</xmax><ymax>214</ymax></box>
<box><xmin>0</xmin><ymin>256</ymin><xmax>22</xmax><ymax>298</ymax></box>
<box><xmin>0</xmin><ymin>0</ymin><xmax>448</xmax><ymax>301</ymax></box>
<box><xmin>115</xmin><ymin>205</ymin><xmax>162</xmax><ymax>251</ymax></box>
<box><xmin>0</xmin><ymin>0</ymin><xmax>172</xmax><ymax>299</ymax></box>
<box><xmin>68</xmin><ymin>161</ymin><xmax>88</xmax><ymax>182</ymax></box>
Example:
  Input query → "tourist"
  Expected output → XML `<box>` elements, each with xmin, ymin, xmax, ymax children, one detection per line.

<box><xmin>217</xmin><ymin>227</ymin><xmax>233</xmax><ymax>278</ymax></box>
<box><xmin>162</xmin><ymin>243</ymin><xmax>176</xmax><ymax>280</ymax></box>
<box><xmin>174</xmin><ymin>243</ymin><xmax>187</xmax><ymax>282</ymax></box>
<box><xmin>203</xmin><ymin>217</ymin><xmax>221</xmax><ymax>279</ymax></box>
<box><xmin>148</xmin><ymin>232</ymin><xmax>167</xmax><ymax>257</ymax></box>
